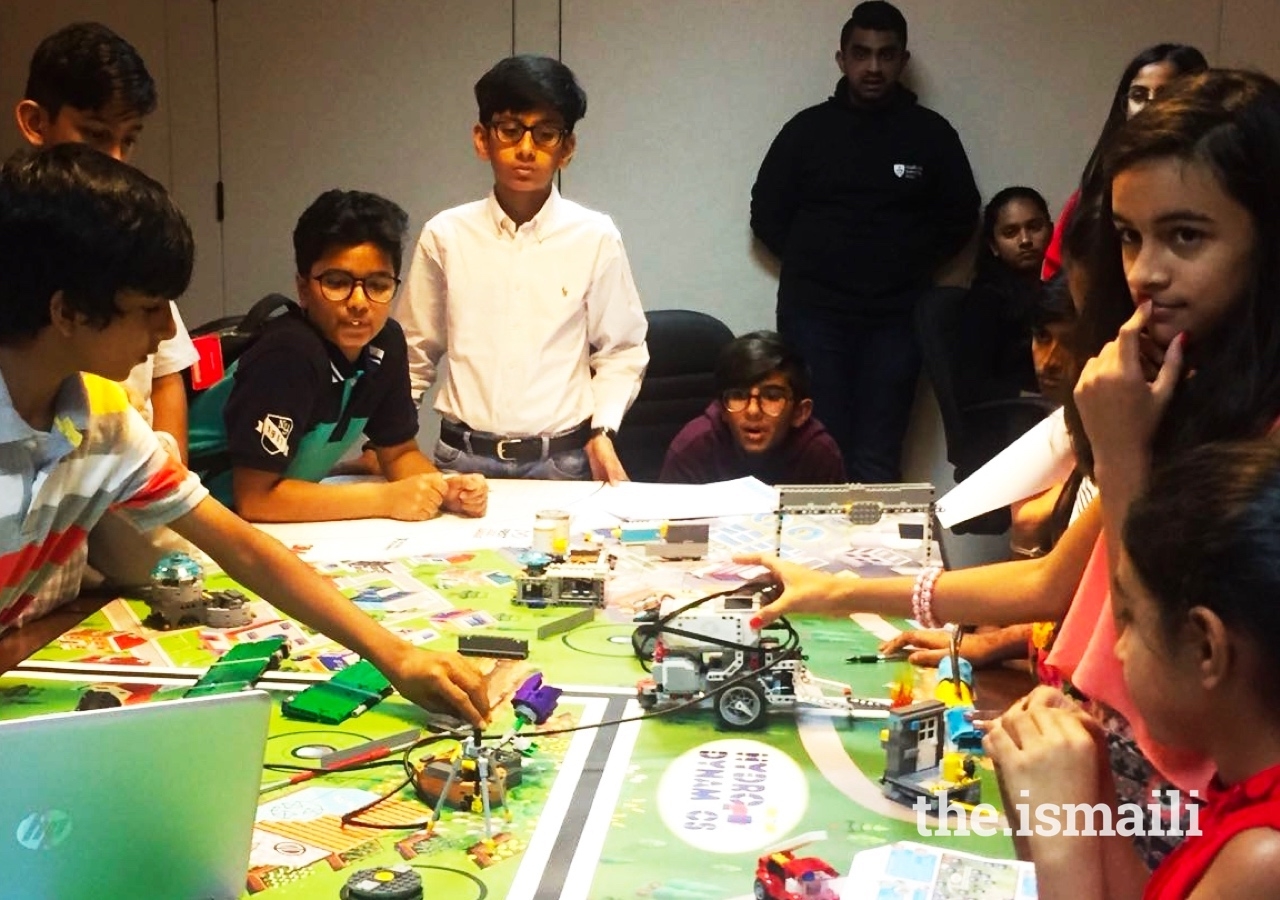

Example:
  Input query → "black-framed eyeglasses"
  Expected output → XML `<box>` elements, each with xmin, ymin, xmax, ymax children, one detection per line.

<box><xmin>488</xmin><ymin>119</ymin><xmax>568</xmax><ymax>149</ymax></box>
<box><xmin>722</xmin><ymin>386</ymin><xmax>792</xmax><ymax>416</ymax></box>
<box><xmin>312</xmin><ymin>269</ymin><xmax>401</xmax><ymax>305</ymax></box>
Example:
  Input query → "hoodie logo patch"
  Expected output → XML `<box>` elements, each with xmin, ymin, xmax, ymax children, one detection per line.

<box><xmin>256</xmin><ymin>414</ymin><xmax>293</xmax><ymax>456</ymax></box>
<box><xmin>893</xmin><ymin>163</ymin><xmax>923</xmax><ymax>180</ymax></box>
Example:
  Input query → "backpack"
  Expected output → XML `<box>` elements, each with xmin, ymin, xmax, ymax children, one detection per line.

<box><xmin>184</xmin><ymin>293</ymin><xmax>295</xmax><ymax>400</ymax></box>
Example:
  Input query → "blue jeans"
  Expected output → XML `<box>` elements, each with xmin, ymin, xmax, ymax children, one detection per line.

<box><xmin>433</xmin><ymin>439</ymin><xmax>591</xmax><ymax>480</ymax></box>
<box><xmin>778</xmin><ymin>303</ymin><xmax>921</xmax><ymax>483</ymax></box>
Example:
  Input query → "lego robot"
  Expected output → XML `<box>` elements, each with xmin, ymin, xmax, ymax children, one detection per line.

<box><xmin>634</xmin><ymin>585</ymin><xmax>889</xmax><ymax>730</ymax></box>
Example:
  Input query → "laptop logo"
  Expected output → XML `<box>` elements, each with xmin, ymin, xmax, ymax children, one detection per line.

<box><xmin>16</xmin><ymin>810</ymin><xmax>72</xmax><ymax>850</ymax></box>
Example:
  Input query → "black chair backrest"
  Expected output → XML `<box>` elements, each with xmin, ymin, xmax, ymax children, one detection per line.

<box><xmin>915</xmin><ymin>286</ymin><xmax>1056</xmax><ymax>534</ymax></box>
<box><xmin>616</xmin><ymin>309</ymin><xmax>735</xmax><ymax>482</ymax></box>
<box><xmin>915</xmin><ymin>286</ymin><xmax>971</xmax><ymax>462</ymax></box>
<box><xmin>184</xmin><ymin>293</ymin><xmax>295</xmax><ymax>399</ymax></box>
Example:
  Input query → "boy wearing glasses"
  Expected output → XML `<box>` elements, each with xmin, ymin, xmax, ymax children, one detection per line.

<box><xmin>0</xmin><ymin>146</ymin><xmax>490</xmax><ymax>726</ymax></box>
<box><xmin>394</xmin><ymin>55</ymin><xmax>648</xmax><ymax>483</ymax></box>
<box><xmin>660</xmin><ymin>331</ymin><xmax>845</xmax><ymax>485</ymax></box>
<box><xmin>188</xmin><ymin>190</ymin><xmax>487</xmax><ymax>522</ymax></box>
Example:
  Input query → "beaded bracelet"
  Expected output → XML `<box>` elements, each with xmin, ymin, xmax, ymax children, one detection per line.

<box><xmin>911</xmin><ymin>565</ymin><xmax>944</xmax><ymax>629</ymax></box>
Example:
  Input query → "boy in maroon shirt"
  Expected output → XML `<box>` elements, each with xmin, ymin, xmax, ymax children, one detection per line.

<box><xmin>660</xmin><ymin>331</ymin><xmax>844</xmax><ymax>485</ymax></box>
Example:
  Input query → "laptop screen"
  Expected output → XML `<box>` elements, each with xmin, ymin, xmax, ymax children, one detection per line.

<box><xmin>0</xmin><ymin>691</ymin><xmax>271</xmax><ymax>900</ymax></box>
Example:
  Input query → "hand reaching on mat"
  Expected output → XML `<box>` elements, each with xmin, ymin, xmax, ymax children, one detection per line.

<box><xmin>384</xmin><ymin>646</ymin><xmax>492</xmax><ymax>729</ymax></box>
<box><xmin>733</xmin><ymin>553</ymin><xmax>845</xmax><ymax>627</ymax></box>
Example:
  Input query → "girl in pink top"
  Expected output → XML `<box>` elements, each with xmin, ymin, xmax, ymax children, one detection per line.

<box><xmin>987</xmin><ymin>441</ymin><xmax>1280</xmax><ymax>900</ymax></box>
<box><xmin>743</xmin><ymin>68</ymin><xmax>1280</xmax><ymax>867</ymax></box>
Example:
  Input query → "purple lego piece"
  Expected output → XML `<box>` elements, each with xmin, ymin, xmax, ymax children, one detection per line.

<box><xmin>513</xmin><ymin>673</ymin><xmax>562</xmax><ymax>725</ymax></box>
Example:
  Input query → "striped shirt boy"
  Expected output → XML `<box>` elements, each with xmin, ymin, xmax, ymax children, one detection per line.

<box><xmin>1</xmin><ymin>370</ymin><xmax>207</xmax><ymax>633</ymax></box>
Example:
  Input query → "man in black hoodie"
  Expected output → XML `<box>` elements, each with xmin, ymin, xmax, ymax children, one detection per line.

<box><xmin>751</xmin><ymin>1</ymin><xmax>978</xmax><ymax>483</ymax></box>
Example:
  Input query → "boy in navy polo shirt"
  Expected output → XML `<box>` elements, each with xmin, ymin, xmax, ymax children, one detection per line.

<box><xmin>188</xmin><ymin>190</ymin><xmax>486</xmax><ymax>522</ymax></box>
<box><xmin>660</xmin><ymin>331</ymin><xmax>845</xmax><ymax>485</ymax></box>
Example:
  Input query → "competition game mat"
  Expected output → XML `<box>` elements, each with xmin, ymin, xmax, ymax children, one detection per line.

<box><xmin>6</xmin><ymin>509</ymin><xmax>1017</xmax><ymax>900</ymax></box>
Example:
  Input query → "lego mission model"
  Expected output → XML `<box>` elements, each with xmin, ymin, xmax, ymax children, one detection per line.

<box><xmin>145</xmin><ymin>551</ymin><xmax>253</xmax><ymax>629</ymax></box>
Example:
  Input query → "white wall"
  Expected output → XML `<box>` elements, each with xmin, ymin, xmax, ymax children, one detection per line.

<box><xmin>0</xmin><ymin>0</ymin><xmax>224</xmax><ymax>325</ymax></box>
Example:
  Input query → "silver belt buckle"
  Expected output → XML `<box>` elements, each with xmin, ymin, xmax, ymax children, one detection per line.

<box><xmin>495</xmin><ymin>438</ymin><xmax>517</xmax><ymax>461</ymax></box>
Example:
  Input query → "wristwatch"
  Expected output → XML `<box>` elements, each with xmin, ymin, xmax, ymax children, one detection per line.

<box><xmin>590</xmin><ymin>426</ymin><xmax>617</xmax><ymax>441</ymax></box>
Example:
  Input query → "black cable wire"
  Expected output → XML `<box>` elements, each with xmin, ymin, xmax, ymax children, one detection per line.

<box><xmin>332</xmin><ymin>580</ymin><xmax>801</xmax><ymax>826</ymax></box>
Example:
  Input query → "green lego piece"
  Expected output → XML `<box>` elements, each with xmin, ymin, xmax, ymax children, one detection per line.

<box><xmin>218</xmin><ymin>635</ymin><xmax>287</xmax><ymax>664</ymax></box>
<box><xmin>281</xmin><ymin>660</ymin><xmax>393</xmax><ymax>724</ymax></box>
<box><xmin>184</xmin><ymin>637</ymin><xmax>290</xmax><ymax>698</ymax></box>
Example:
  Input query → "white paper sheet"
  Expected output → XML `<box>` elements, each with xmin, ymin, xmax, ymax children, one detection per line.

<box><xmin>934</xmin><ymin>408</ymin><xmax>1075</xmax><ymax>528</ymax></box>
<box><xmin>593</xmin><ymin>477</ymin><xmax>779</xmax><ymax>521</ymax></box>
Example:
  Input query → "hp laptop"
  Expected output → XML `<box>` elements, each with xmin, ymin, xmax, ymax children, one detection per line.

<box><xmin>0</xmin><ymin>690</ymin><xmax>271</xmax><ymax>900</ymax></box>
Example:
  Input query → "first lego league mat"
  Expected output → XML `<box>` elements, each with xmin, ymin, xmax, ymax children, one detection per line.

<box><xmin>3</xmin><ymin>482</ymin><xmax>1018</xmax><ymax>899</ymax></box>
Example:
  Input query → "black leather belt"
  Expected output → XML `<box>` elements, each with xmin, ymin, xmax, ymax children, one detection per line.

<box><xmin>440</xmin><ymin>419</ymin><xmax>592</xmax><ymax>463</ymax></box>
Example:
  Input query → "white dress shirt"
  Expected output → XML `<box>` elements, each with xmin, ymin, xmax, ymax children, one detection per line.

<box><xmin>120</xmin><ymin>302</ymin><xmax>200</xmax><ymax>424</ymax></box>
<box><xmin>394</xmin><ymin>187</ymin><xmax>649</xmax><ymax>436</ymax></box>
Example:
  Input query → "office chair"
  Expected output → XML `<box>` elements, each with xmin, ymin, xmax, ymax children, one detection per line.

<box><xmin>615</xmin><ymin>309</ymin><xmax>735</xmax><ymax>482</ymax></box>
<box><xmin>915</xmin><ymin>286</ymin><xmax>1056</xmax><ymax>535</ymax></box>
<box><xmin>183</xmin><ymin>293</ymin><xmax>294</xmax><ymax>399</ymax></box>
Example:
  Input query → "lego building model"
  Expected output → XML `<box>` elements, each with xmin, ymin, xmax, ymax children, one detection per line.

<box><xmin>635</xmin><ymin>584</ymin><xmax>890</xmax><ymax>730</ymax></box>
<box><xmin>413</xmin><ymin>742</ymin><xmax>524</xmax><ymax>813</ymax></box>
<box><xmin>775</xmin><ymin>483</ymin><xmax>935</xmax><ymax>564</ymax></box>
<box><xmin>414</xmin><ymin>674</ymin><xmax>563</xmax><ymax>840</ymax></box>
<box><xmin>645</xmin><ymin>521</ymin><xmax>710</xmax><ymax>560</ymax></box>
<box><xmin>145</xmin><ymin>551</ymin><xmax>253</xmax><ymax>629</ymax></box>
<box><xmin>513</xmin><ymin>553</ymin><xmax>608</xmax><ymax>608</ymax></box>
<box><xmin>611</xmin><ymin>521</ymin><xmax>710</xmax><ymax>560</ymax></box>
<box><xmin>880</xmin><ymin>699</ymin><xmax>981</xmax><ymax>812</ymax></box>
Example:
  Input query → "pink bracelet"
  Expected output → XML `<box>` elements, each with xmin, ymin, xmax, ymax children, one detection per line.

<box><xmin>911</xmin><ymin>566</ymin><xmax>944</xmax><ymax>629</ymax></box>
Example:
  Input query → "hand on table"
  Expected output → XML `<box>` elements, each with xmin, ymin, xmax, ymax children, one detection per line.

<box><xmin>443</xmin><ymin>473</ymin><xmax>488</xmax><ymax>517</ymax></box>
<box><xmin>384</xmin><ymin>472</ymin><xmax>447</xmax><ymax>520</ymax></box>
<box><xmin>585</xmin><ymin>433</ymin><xmax>629</xmax><ymax>484</ymax></box>
<box><xmin>879</xmin><ymin>625</ymin><xmax>1032</xmax><ymax>668</ymax></box>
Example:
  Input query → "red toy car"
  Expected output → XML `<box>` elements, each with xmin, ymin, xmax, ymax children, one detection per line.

<box><xmin>753</xmin><ymin>831</ymin><xmax>840</xmax><ymax>900</ymax></box>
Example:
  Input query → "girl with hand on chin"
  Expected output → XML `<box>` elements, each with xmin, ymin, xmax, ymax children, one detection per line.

<box><xmin>743</xmin><ymin>69</ymin><xmax>1280</xmax><ymax>867</ymax></box>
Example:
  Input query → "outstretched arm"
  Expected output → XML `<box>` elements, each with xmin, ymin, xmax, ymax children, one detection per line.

<box><xmin>741</xmin><ymin>499</ymin><xmax>1101</xmax><ymax>628</ymax></box>
<box><xmin>170</xmin><ymin>496</ymin><xmax>491</xmax><ymax>726</ymax></box>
